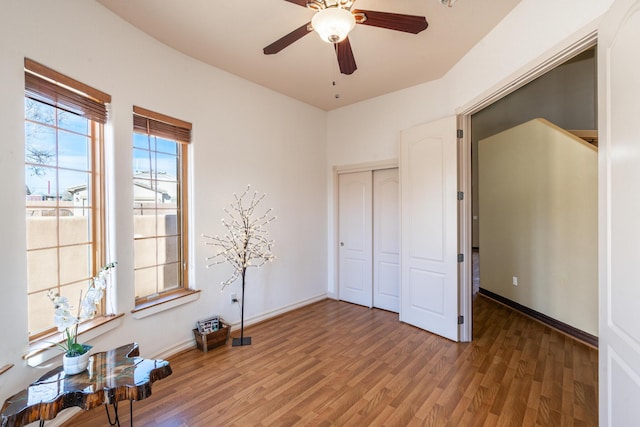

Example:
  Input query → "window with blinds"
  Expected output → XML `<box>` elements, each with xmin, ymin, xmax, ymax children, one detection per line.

<box><xmin>132</xmin><ymin>106</ymin><xmax>191</xmax><ymax>304</ymax></box>
<box><xmin>24</xmin><ymin>59</ymin><xmax>110</xmax><ymax>339</ymax></box>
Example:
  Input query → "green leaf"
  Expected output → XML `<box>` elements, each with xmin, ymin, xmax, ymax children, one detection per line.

<box><xmin>67</xmin><ymin>343</ymin><xmax>87</xmax><ymax>357</ymax></box>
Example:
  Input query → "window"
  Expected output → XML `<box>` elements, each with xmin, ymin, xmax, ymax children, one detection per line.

<box><xmin>24</xmin><ymin>59</ymin><xmax>111</xmax><ymax>339</ymax></box>
<box><xmin>132</xmin><ymin>106</ymin><xmax>190</xmax><ymax>305</ymax></box>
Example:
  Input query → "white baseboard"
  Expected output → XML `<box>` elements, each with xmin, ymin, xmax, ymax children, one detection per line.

<box><xmin>227</xmin><ymin>293</ymin><xmax>328</xmax><ymax>332</ymax></box>
<box><xmin>149</xmin><ymin>338</ymin><xmax>195</xmax><ymax>360</ymax></box>
<box><xmin>151</xmin><ymin>293</ymin><xmax>328</xmax><ymax>359</ymax></box>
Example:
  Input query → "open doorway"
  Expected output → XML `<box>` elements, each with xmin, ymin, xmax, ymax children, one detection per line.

<box><xmin>466</xmin><ymin>45</ymin><xmax>598</xmax><ymax>343</ymax></box>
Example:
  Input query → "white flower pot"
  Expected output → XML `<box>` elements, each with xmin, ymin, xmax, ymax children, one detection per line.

<box><xmin>63</xmin><ymin>350</ymin><xmax>91</xmax><ymax>375</ymax></box>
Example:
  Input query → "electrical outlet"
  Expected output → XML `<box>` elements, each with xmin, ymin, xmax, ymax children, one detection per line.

<box><xmin>512</xmin><ymin>276</ymin><xmax>518</xmax><ymax>286</ymax></box>
<box><xmin>230</xmin><ymin>293</ymin><xmax>237</xmax><ymax>304</ymax></box>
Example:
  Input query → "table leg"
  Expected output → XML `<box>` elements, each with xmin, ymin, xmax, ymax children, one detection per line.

<box><xmin>104</xmin><ymin>400</ymin><xmax>134</xmax><ymax>427</ymax></box>
<box><xmin>105</xmin><ymin>400</ymin><xmax>120</xmax><ymax>426</ymax></box>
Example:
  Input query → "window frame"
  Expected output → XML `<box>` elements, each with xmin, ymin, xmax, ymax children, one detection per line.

<box><xmin>132</xmin><ymin>106</ymin><xmax>191</xmax><ymax>308</ymax></box>
<box><xmin>24</xmin><ymin>59</ymin><xmax>110</xmax><ymax>341</ymax></box>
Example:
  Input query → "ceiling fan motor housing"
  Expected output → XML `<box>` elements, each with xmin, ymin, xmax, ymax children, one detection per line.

<box><xmin>306</xmin><ymin>0</ymin><xmax>355</xmax><ymax>11</ymax></box>
<box><xmin>311</xmin><ymin>7</ymin><xmax>356</xmax><ymax>43</ymax></box>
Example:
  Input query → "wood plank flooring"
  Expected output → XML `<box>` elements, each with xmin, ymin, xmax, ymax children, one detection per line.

<box><xmin>64</xmin><ymin>295</ymin><xmax>598</xmax><ymax>426</ymax></box>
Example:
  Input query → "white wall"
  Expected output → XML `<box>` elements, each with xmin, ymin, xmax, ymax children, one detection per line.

<box><xmin>478</xmin><ymin>119</ymin><xmax>598</xmax><ymax>336</ymax></box>
<box><xmin>326</xmin><ymin>0</ymin><xmax>613</xmax><ymax>296</ymax></box>
<box><xmin>0</xmin><ymin>0</ymin><xmax>327</xmax><ymax>404</ymax></box>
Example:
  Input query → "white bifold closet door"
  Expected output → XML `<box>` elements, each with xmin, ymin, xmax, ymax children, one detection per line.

<box><xmin>373</xmin><ymin>168</ymin><xmax>400</xmax><ymax>313</ymax></box>
<box><xmin>338</xmin><ymin>171</ymin><xmax>373</xmax><ymax>307</ymax></box>
<box><xmin>338</xmin><ymin>169</ymin><xmax>399</xmax><ymax>311</ymax></box>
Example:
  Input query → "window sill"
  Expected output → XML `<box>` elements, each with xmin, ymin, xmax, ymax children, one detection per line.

<box><xmin>131</xmin><ymin>288</ymin><xmax>200</xmax><ymax>319</ymax></box>
<box><xmin>24</xmin><ymin>314</ymin><xmax>124</xmax><ymax>368</ymax></box>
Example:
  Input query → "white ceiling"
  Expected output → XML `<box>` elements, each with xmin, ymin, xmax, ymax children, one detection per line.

<box><xmin>96</xmin><ymin>0</ymin><xmax>521</xmax><ymax>111</ymax></box>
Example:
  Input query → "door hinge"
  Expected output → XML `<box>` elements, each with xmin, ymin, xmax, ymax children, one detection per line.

<box><xmin>457</xmin><ymin>253</ymin><xmax>464</xmax><ymax>262</ymax></box>
<box><xmin>457</xmin><ymin>191</ymin><xmax>464</xmax><ymax>201</ymax></box>
<box><xmin>458</xmin><ymin>315</ymin><xmax>464</xmax><ymax>325</ymax></box>
<box><xmin>457</xmin><ymin>129</ymin><xmax>463</xmax><ymax>138</ymax></box>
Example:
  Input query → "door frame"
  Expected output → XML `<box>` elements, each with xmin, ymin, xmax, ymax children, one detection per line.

<box><xmin>455</xmin><ymin>28</ymin><xmax>598</xmax><ymax>342</ymax></box>
<box><xmin>333</xmin><ymin>159</ymin><xmax>399</xmax><ymax>302</ymax></box>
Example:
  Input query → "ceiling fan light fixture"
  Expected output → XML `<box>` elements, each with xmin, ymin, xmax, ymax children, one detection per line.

<box><xmin>311</xmin><ymin>7</ymin><xmax>356</xmax><ymax>44</ymax></box>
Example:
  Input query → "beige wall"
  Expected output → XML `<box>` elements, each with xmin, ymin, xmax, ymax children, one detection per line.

<box><xmin>26</xmin><ymin>213</ymin><xmax>176</xmax><ymax>334</ymax></box>
<box><xmin>471</xmin><ymin>48</ymin><xmax>597</xmax><ymax>248</ymax></box>
<box><xmin>478</xmin><ymin>118</ymin><xmax>598</xmax><ymax>336</ymax></box>
<box><xmin>27</xmin><ymin>215</ymin><xmax>91</xmax><ymax>334</ymax></box>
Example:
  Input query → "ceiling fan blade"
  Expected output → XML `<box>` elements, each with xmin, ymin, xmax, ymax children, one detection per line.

<box><xmin>263</xmin><ymin>22</ymin><xmax>312</xmax><ymax>55</ymax></box>
<box><xmin>353</xmin><ymin>9</ymin><xmax>428</xmax><ymax>34</ymax></box>
<box><xmin>335</xmin><ymin>37</ymin><xmax>357</xmax><ymax>75</ymax></box>
<box><xmin>284</xmin><ymin>0</ymin><xmax>309</xmax><ymax>6</ymax></box>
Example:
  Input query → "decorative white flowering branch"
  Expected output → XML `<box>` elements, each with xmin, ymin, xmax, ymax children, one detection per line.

<box><xmin>203</xmin><ymin>186</ymin><xmax>276</xmax><ymax>290</ymax></box>
<box><xmin>203</xmin><ymin>186</ymin><xmax>275</xmax><ymax>346</ymax></box>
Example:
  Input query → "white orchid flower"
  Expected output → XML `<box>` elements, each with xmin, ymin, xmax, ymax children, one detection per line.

<box><xmin>54</xmin><ymin>307</ymin><xmax>78</xmax><ymax>331</ymax></box>
<box><xmin>93</xmin><ymin>277</ymin><xmax>106</xmax><ymax>290</ymax></box>
<box><xmin>53</xmin><ymin>295</ymin><xmax>69</xmax><ymax>308</ymax></box>
<box><xmin>47</xmin><ymin>262</ymin><xmax>116</xmax><ymax>356</ymax></box>
<box><xmin>85</xmin><ymin>287</ymin><xmax>103</xmax><ymax>303</ymax></box>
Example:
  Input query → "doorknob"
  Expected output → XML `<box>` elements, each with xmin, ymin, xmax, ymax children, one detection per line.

<box><xmin>340</xmin><ymin>242</ymin><xmax>344</xmax><ymax>246</ymax></box>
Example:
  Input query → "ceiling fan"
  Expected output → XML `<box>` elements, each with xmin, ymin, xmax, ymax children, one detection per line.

<box><xmin>263</xmin><ymin>0</ymin><xmax>428</xmax><ymax>75</ymax></box>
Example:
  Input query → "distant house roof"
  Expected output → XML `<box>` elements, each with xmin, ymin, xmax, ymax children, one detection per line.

<box><xmin>67</xmin><ymin>172</ymin><xmax>175</xmax><ymax>203</ymax></box>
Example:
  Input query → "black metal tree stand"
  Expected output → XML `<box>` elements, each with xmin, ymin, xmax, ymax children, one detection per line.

<box><xmin>233</xmin><ymin>264</ymin><xmax>251</xmax><ymax>346</ymax></box>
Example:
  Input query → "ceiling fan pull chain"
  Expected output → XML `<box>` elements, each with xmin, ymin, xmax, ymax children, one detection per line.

<box><xmin>332</xmin><ymin>51</ymin><xmax>341</xmax><ymax>99</ymax></box>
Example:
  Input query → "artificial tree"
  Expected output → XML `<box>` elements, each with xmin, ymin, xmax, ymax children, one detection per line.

<box><xmin>204</xmin><ymin>186</ymin><xmax>275</xmax><ymax>346</ymax></box>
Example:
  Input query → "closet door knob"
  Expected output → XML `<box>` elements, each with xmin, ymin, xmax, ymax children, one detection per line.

<box><xmin>340</xmin><ymin>242</ymin><xmax>344</xmax><ymax>247</ymax></box>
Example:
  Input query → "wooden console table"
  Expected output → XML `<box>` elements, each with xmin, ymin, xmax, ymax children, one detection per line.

<box><xmin>0</xmin><ymin>343</ymin><xmax>171</xmax><ymax>427</ymax></box>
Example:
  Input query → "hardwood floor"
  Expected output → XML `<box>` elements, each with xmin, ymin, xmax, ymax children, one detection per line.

<box><xmin>64</xmin><ymin>296</ymin><xmax>598</xmax><ymax>426</ymax></box>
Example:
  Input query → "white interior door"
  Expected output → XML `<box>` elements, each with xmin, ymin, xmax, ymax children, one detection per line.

<box><xmin>598</xmin><ymin>1</ymin><xmax>640</xmax><ymax>425</ymax></box>
<box><xmin>373</xmin><ymin>168</ymin><xmax>400</xmax><ymax>313</ymax></box>
<box><xmin>338</xmin><ymin>171</ymin><xmax>373</xmax><ymax>307</ymax></box>
<box><xmin>400</xmin><ymin>116</ymin><xmax>459</xmax><ymax>341</ymax></box>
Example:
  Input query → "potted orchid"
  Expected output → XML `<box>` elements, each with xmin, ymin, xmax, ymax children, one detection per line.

<box><xmin>47</xmin><ymin>262</ymin><xmax>116</xmax><ymax>374</ymax></box>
